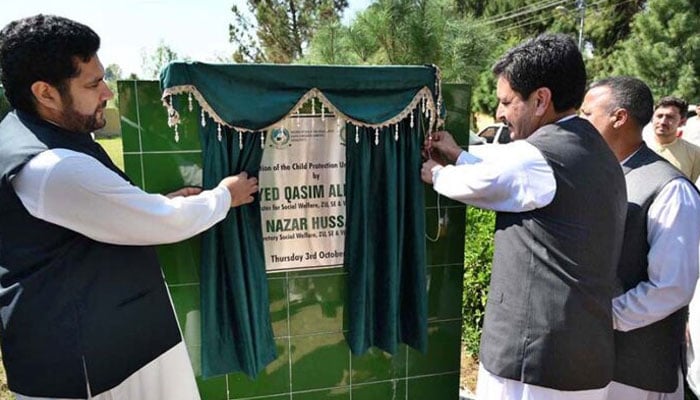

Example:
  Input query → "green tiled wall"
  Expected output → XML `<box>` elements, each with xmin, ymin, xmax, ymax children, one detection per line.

<box><xmin>117</xmin><ymin>80</ymin><xmax>468</xmax><ymax>400</ymax></box>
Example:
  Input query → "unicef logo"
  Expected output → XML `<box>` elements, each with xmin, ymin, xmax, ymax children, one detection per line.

<box><xmin>269</xmin><ymin>127</ymin><xmax>291</xmax><ymax>148</ymax></box>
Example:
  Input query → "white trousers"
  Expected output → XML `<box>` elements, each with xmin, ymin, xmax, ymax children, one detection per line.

<box><xmin>606</xmin><ymin>369</ymin><xmax>684</xmax><ymax>400</ymax></box>
<box><xmin>476</xmin><ymin>363</ymin><xmax>609</xmax><ymax>400</ymax></box>
<box><xmin>14</xmin><ymin>341</ymin><xmax>200</xmax><ymax>400</ymax></box>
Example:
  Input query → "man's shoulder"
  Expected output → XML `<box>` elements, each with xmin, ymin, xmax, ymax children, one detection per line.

<box><xmin>532</xmin><ymin>117</ymin><xmax>596</xmax><ymax>137</ymax></box>
<box><xmin>679</xmin><ymin>138</ymin><xmax>700</xmax><ymax>153</ymax></box>
<box><xmin>528</xmin><ymin>118</ymin><xmax>603</xmax><ymax>152</ymax></box>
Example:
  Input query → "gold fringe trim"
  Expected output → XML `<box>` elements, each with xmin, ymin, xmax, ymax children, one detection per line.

<box><xmin>162</xmin><ymin>74</ymin><xmax>444</xmax><ymax>136</ymax></box>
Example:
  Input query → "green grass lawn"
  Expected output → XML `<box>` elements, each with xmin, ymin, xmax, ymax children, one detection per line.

<box><xmin>97</xmin><ymin>136</ymin><xmax>125</xmax><ymax>170</ymax></box>
<box><xmin>0</xmin><ymin>360</ymin><xmax>10</xmax><ymax>400</ymax></box>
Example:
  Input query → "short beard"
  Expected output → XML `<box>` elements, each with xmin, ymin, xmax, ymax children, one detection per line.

<box><xmin>59</xmin><ymin>94</ymin><xmax>107</xmax><ymax>134</ymax></box>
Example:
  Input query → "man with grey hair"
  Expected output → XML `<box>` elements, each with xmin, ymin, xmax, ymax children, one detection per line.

<box><xmin>581</xmin><ymin>76</ymin><xmax>700</xmax><ymax>400</ymax></box>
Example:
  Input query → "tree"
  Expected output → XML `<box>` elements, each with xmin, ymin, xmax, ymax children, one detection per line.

<box><xmin>454</xmin><ymin>0</ymin><xmax>643</xmax><ymax>58</ymax></box>
<box><xmin>469</xmin><ymin>38</ymin><xmax>520</xmax><ymax>118</ymax></box>
<box><xmin>454</xmin><ymin>0</ymin><xmax>575</xmax><ymax>39</ymax></box>
<box><xmin>596</xmin><ymin>0</ymin><xmax>699</xmax><ymax>102</ymax></box>
<box><xmin>140</xmin><ymin>41</ymin><xmax>182</xmax><ymax>80</ymax></box>
<box><xmin>450</xmin><ymin>0</ymin><xmax>650</xmax><ymax>114</ymax></box>
<box><xmin>230</xmin><ymin>0</ymin><xmax>349</xmax><ymax>63</ymax></box>
<box><xmin>104</xmin><ymin>64</ymin><xmax>123</xmax><ymax>82</ymax></box>
<box><xmin>104</xmin><ymin>64</ymin><xmax>123</xmax><ymax>107</ymax></box>
<box><xmin>305</xmin><ymin>0</ymin><xmax>501</xmax><ymax>87</ymax></box>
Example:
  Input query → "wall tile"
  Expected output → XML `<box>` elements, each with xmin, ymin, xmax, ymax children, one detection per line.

<box><xmin>427</xmin><ymin>265</ymin><xmax>464</xmax><ymax>321</ymax></box>
<box><xmin>288</xmin><ymin>272</ymin><xmax>345</xmax><ymax>335</ymax></box>
<box><xmin>158</xmin><ymin>238</ymin><xmax>201</xmax><ymax>285</ymax></box>
<box><xmin>196</xmin><ymin>375</ymin><xmax>227</xmax><ymax>400</ymax></box>
<box><xmin>268</xmin><ymin>277</ymin><xmax>289</xmax><ymax>338</ymax></box>
<box><xmin>141</xmin><ymin>152</ymin><xmax>203</xmax><ymax>193</ymax></box>
<box><xmin>122</xmin><ymin>154</ymin><xmax>143</xmax><ymax>188</ymax></box>
<box><xmin>424</xmin><ymin>185</ymin><xmax>470</xmax><ymax>210</ymax></box>
<box><xmin>188</xmin><ymin>344</ymin><xmax>203</xmax><ymax>377</ymax></box>
<box><xmin>228</xmin><ymin>339</ymin><xmax>290</xmax><ymax>398</ymax></box>
<box><xmin>407</xmin><ymin>320</ymin><xmax>461</xmax><ymax>376</ymax></box>
<box><xmin>291</xmin><ymin>387</ymin><xmax>350</xmax><ymax>400</ymax></box>
<box><xmin>351</xmin><ymin>345</ymin><xmax>406</xmax><ymax>384</ymax></box>
<box><xmin>290</xmin><ymin>333</ymin><xmax>350</xmax><ymax>392</ymax></box>
<box><xmin>407</xmin><ymin>373</ymin><xmax>459</xmax><ymax>400</ymax></box>
<box><xmin>136</xmin><ymin>81</ymin><xmax>202</xmax><ymax>152</ymax></box>
<box><xmin>442</xmin><ymin>83</ymin><xmax>472</xmax><ymax>150</ymax></box>
<box><xmin>425</xmin><ymin>207</ymin><xmax>467</xmax><ymax>266</ymax></box>
<box><xmin>240</xmin><ymin>396</ymin><xmax>288</xmax><ymax>400</ymax></box>
<box><xmin>351</xmin><ymin>380</ymin><xmax>406</xmax><ymax>400</ymax></box>
<box><xmin>117</xmin><ymin>81</ymin><xmax>141</xmax><ymax>153</ymax></box>
<box><xmin>168</xmin><ymin>284</ymin><xmax>201</xmax><ymax>349</ymax></box>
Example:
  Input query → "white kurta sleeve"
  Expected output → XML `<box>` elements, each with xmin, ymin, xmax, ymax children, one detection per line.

<box><xmin>12</xmin><ymin>149</ymin><xmax>232</xmax><ymax>246</ymax></box>
<box><xmin>612</xmin><ymin>177</ymin><xmax>700</xmax><ymax>331</ymax></box>
<box><xmin>431</xmin><ymin>141</ymin><xmax>556</xmax><ymax>212</ymax></box>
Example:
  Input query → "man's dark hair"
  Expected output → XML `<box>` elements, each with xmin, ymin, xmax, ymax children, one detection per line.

<box><xmin>492</xmin><ymin>33</ymin><xmax>586</xmax><ymax>112</ymax></box>
<box><xmin>655</xmin><ymin>96</ymin><xmax>688</xmax><ymax>118</ymax></box>
<box><xmin>590</xmin><ymin>76</ymin><xmax>654</xmax><ymax>128</ymax></box>
<box><xmin>0</xmin><ymin>15</ymin><xmax>100</xmax><ymax>115</ymax></box>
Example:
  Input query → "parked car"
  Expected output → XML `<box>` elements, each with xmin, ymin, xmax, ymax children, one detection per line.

<box><xmin>468</xmin><ymin>130</ymin><xmax>487</xmax><ymax>145</ymax></box>
<box><xmin>476</xmin><ymin>123</ymin><xmax>511</xmax><ymax>144</ymax></box>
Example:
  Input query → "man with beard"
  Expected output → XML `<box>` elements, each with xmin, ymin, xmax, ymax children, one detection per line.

<box><xmin>0</xmin><ymin>15</ymin><xmax>258</xmax><ymax>399</ymax></box>
<box><xmin>581</xmin><ymin>76</ymin><xmax>699</xmax><ymax>400</ymax></box>
<box><xmin>421</xmin><ymin>33</ymin><xmax>626</xmax><ymax>399</ymax></box>
<box><xmin>645</xmin><ymin>96</ymin><xmax>700</xmax><ymax>185</ymax></box>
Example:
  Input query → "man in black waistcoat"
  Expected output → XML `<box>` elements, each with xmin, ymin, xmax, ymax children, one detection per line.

<box><xmin>581</xmin><ymin>77</ymin><xmax>700</xmax><ymax>400</ymax></box>
<box><xmin>421</xmin><ymin>34</ymin><xmax>626</xmax><ymax>399</ymax></box>
<box><xmin>0</xmin><ymin>15</ymin><xmax>259</xmax><ymax>399</ymax></box>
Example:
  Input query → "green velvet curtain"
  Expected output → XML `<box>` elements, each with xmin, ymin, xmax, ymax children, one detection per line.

<box><xmin>160</xmin><ymin>63</ymin><xmax>440</xmax><ymax>128</ymax></box>
<box><xmin>160</xmin><ymin>61</ymin><xmax>439</xmax><ymax>376</ymax></box>
<box><xmin>344</xmin><ymin>122</ymin><xmax>428</xmax><ymax>355</ymax></box>
<box><xmin>199</xmin><ymin>123</ymin><xmax>276</xmax><ymax>378</ymax></box>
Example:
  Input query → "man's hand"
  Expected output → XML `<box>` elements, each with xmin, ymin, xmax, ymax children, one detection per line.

<box><xmin>220</xmin><ymin>172</ymin><xmax>259</xmax><ymax>207</ymax></box>
<box><xmin>428</xmin><ymin>131</ymin><xmax>462</xmax><ymax>163</ymax></box>
<box><xmin>421</xmin><ymin>159</ymin><xmax>441</xmax><ymax>184</ymax></box>
<box><xmin>166</xmin><ymin>187</ymin><xmax>202</xmax><ymax>198</ymax></box>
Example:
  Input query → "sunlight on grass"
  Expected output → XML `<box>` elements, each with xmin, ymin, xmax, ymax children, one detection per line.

<box><xmin>96</xmin><ymin>137</ymin><xmax>125</xmax><ymax>171</ymax></box>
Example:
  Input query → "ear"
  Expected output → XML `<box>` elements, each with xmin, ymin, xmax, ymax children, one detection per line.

<box><xmin>612</xmin><ymin>108</ymin><xmax>629</xmax><ymax>129</ymax></box>
<box><xmin>533</xmin><ymin>88</ymin><xmax>552</xmax><ymax>117</ymax></box>
<box><xmin>30</xmin><ymin>81</ymin><xmax>63</xmax><ymax>112</ymax></box>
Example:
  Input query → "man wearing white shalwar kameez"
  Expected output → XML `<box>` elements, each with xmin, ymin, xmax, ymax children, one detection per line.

<box><xmin>0</xmin><ymin>15</ymin><xmax>258</xmax><ymax>399</ymax></box>
<box><xmin>581</xmin><ymin>77</ymin><xmax>700</xmax><ymax>400</ymax></box>
<box><xmin>422</xmin><ymin>34</ymin><xmax>627</xmax><ymax>399</ymax></box>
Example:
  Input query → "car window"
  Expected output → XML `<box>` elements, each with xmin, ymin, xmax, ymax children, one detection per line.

<box><xmin>469</xmin><ymin>132</ymin><xmax>485</xmax><ymax>145</ymax></box>
<box><xmin>497</xmin><ymin>127</ymin><xmax>511</xmax><ymax>144</ymax></box>
<box><xmin>479</xmin><ymin>127</ymin><xmax>497</xmax><ymax>143</ymax></box>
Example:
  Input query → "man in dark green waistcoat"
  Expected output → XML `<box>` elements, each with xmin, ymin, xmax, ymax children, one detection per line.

<box><xmin>0</xmin><ymin>15</ymin><xmax>258</xmax><ymax>399</ymax></box>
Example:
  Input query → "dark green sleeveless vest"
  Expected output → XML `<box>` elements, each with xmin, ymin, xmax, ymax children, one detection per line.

<box><xmin>614</xmin><ymin>144</ymin><xmax>691</xmax><ymax>392</ymax></box>
<box><xmin>0</xmin><ymin>111</ymin><xmax>181</xmax><ymax>398</ymax></box>
<box><xmin>479</xmin><ymin>117</ymin><xmax>627</xmax><ymax>390</ymax></box>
